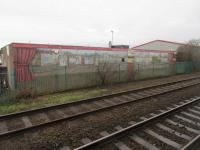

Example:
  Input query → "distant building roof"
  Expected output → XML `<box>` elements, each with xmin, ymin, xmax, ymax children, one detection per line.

<box><xmin>132</xmin><ymin>40</ymin><xmax>185</xmax><ymax>51</ymax></box>
<box><xmin>132</xmin><ymin>40</ymin><xmax>185</xmax><ymax>49</ymax></box>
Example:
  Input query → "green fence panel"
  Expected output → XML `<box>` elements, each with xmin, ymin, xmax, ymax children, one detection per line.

<box><xmin>2</xmin><ymin>61</ymin><xmax>200</xmax><ymax>102</ymax></box>
<box><xmin>176</xmin><ymin>62</ymin><xmax>194</xmax><ymax>74</ymax></box>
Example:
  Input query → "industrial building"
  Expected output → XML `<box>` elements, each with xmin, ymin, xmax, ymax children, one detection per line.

<box><xmin>129</xmin><ymin>40</ymin><xmax>182</xmax><ymax>64</ymax></box>
<box><xmin>133</xmin><ymin>40</ymin><xmax>184</xmax><ymax>51</ymax></box>
<box><xmin>0</xmin><ymin>40</ymin><xmax>188</xmax><ymax>96</ymax></box>
<box><xmin>0</xmin><ymin>43</ymin><xmax>128</xmax><ymax>95</ymax></box>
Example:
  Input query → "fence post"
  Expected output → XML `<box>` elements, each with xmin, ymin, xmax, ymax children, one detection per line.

<box><xmin>0</xmin><ymin>73</ymin><xmax>2</xmax><ymax>94</ymax></box>
<box><xmin>153</xmin><ymin>62</ymin><xmax>154</xmax><ymax>76</ymax></box>
<box><xmin>137</xmin><ymin>64</ymin><xmax>140</xmax><ymax>80</ymax></box>
<box><xmin>65</xmin><ymin>65</ymin><xmax>67</xmax><ymax>90</ymax></box>
<box><xmin>119</xmin><ymin>64</ymin><xmax>120</xmax><ymax>82</ymax></box>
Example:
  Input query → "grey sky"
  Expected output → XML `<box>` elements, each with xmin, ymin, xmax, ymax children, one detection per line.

<box><xmin>0</xmin><ymin>0</ymin><xmax>200</xmax><ymax>48</ymax></box>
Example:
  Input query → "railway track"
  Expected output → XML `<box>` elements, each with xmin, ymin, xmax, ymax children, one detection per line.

<box><xmin>74</xmin><ymin>96</ymin><xmax>200</xmax><ymax>150</ymax></box>
<box><xmin>1</xmin><ymin>75</ymin><xmax>200</xmax><ymax>139</ymax></box>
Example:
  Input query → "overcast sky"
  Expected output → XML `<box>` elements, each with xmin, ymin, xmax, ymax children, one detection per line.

<box><xmin>0</xmin><ymin>0</ymin><xmax>200</xmax><ymax>48</ymax></box>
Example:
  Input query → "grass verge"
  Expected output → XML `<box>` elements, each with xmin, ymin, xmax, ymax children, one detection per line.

<box><xmin>0</xmin><ymin>88</ymin><xmax>107</xmax><ymax>115</ymax></box>
<box><xmin>1</xmin><ymin>72</ymin><xmax>200</xmax><ymax>115</ymax></box>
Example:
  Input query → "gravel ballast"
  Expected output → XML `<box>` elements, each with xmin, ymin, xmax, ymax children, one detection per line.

<box><xmin>1</xmin><ymin>80</ymin><xmax>200</xmax><ymax>149</ymax></box>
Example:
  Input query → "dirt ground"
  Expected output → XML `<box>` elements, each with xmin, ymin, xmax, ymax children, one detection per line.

<box><xmin>1</xmin><ymin>83</ymin><xmax>200</xmax><ymax>150</ymax></box>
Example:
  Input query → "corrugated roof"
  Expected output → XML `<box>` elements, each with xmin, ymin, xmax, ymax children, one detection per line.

<box><xmin>132</xmin><ymin>40</ymin><xmax>185</xmax><ymax>49</ymax></box>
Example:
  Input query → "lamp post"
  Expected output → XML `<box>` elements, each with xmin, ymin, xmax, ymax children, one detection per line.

<box><xmin>110</xmin><ymin>30</ymin><xmax>114</xmax><ymax>45</ymax></box>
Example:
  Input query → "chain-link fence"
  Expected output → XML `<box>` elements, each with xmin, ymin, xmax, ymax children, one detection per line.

<box><xmin>0</xmin><ymin>72</ymin><xmax>11</xmax><ymax>101</ymax></box>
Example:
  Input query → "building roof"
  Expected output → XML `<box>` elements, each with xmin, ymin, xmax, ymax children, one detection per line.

<box><xmin>10</xmin><ymin>43</ymin><xmax>127</xmax><ymax>52</ymax></box>
<box><xmin>132</xmin><ymin>40</ymin><xmax>185</xmax><ymax>49</ymax></box>
<box><xmin>130</xmin><ymin>49</ymin><xmax>175</xmax><ymax>54</ymax></box>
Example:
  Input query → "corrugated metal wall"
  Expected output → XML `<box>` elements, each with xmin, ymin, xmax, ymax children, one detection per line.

<box><xmin>133</xmin><ymin>40</ymin><xmax>180</xmax><ymax>51</ymax></box>
<box><xmin>14</xmin><ymin>47</ymin><xmax>128</xmax><ymax>95</ymax></box>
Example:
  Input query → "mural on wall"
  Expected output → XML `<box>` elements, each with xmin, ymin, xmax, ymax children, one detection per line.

<box><xmin>27</xmin><ymin>48</ymin><xmax>128</xmax><ymax>77</ymax></box>
<box><xmin>13</xmin><ymin>48</ymin><xmax>36</xmax><ymax>82</ymax></box>
<box><xmin>58</xmin><ymin>55</ymin><xmax>67</xmax><ymax>66</ymax></box>
<box><xmin>129</xmin><ymin>50</ymin><xmax>175</xmax><ymax>64</ymax></box>
<box><xmin>41</xmin><ymin>53</ymin><xmax>58</xmax><ymax>65</ymax></box>
<box><xmin>68</xmin><ymin>55</ymin><xmax>81</xmax><ymax>65</ymax></box>
<box><xmin>84</xmin><ymin>56</ymin><xmax>94</xmax><ymax>65</ymax></box>
<box><xmin>32</xmin><ymin>48</ymin><xmax>127</xmax><ymax>66</ymax></box>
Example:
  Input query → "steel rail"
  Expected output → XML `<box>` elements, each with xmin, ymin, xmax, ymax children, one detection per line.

<box><xmin>181</xmin><ymin>134</ymin><xmax>200</xmax><ymax>150</ymax></box>
<box><xmin>0</xmin><ymin>76</ymin><xmax>200</xmax><ymax>139</ymax></box>
<box><xmin>0</xmin><ymin>75</ymin><xmax>200</xmax><ymax>120</ymax></box>
<box><xmin>75</xmin><ymin>97</ymin><xmax>200</xmax><ymax>150</ymax></box>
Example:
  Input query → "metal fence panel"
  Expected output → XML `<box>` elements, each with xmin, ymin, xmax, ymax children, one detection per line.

<box><xmin>1</xmin><ymin>61</ymin><xmax>200</xmax><ymax>102</ymax></box>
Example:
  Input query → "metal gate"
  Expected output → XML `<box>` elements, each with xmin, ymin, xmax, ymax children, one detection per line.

<box><xmin>0</xmin><ymin>66</ymin><xmax>8</xmax><ymax>94</ymax></box>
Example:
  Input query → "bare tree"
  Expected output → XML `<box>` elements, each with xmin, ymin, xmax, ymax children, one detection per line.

<box><xmin>96</xmin><ymin>61</ymin><xmax>117</xmax><ymax>86</ymax></box>
<box><xmin>176</xmin><ymin>39</ymin><xmax>200</xmax><ymax>62</ymax></box>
